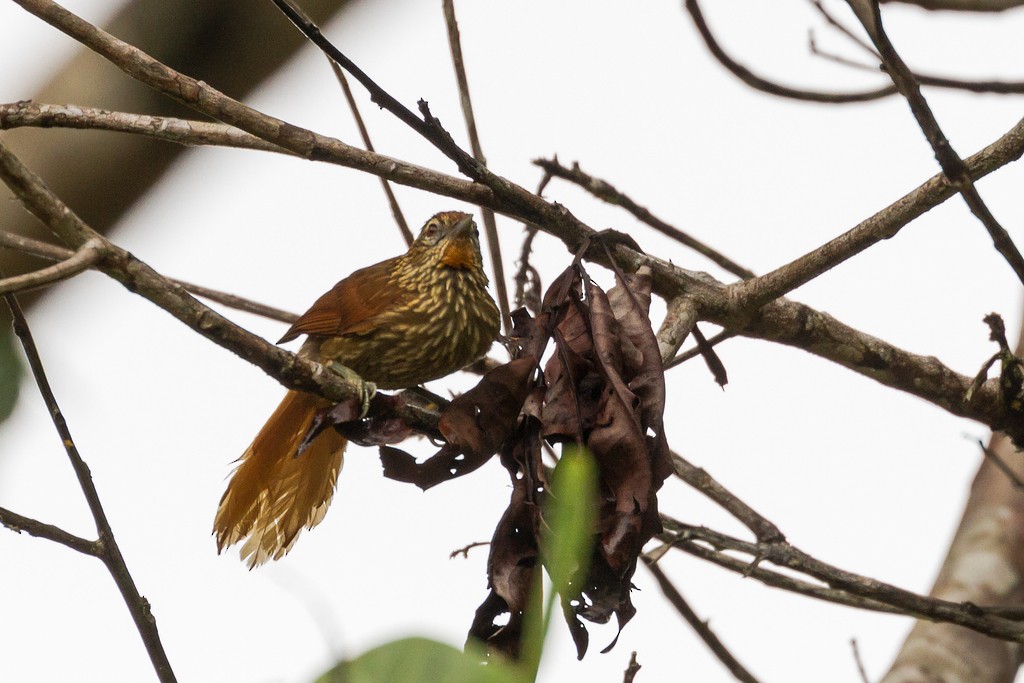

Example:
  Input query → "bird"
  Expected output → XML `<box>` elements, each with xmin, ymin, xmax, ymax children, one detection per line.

<box><xmin>213</xmin><ymin>211</ymin><xmax>501</xmax><ymax>568</ymax></box>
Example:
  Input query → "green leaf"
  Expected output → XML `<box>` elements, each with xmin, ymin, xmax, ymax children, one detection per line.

<box><xmin>315</xmin><ymin>637</ymin><xmax>522</xmax><ymax>683</ymax></box>
<box><xmin>542</xmin><ymin>445</ymin><xmax>598</xmax><ymax>597</ymax></box>
<box><xmin>519</xmin><ymin>445</ymin><xmax>599</xmax><ymax>678</ymax></box>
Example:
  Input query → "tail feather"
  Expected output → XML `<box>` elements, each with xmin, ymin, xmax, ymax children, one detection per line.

<box><xmin>213</xmin><ymin>390</ymin><xmax>347</xmax><ymax>568</ymax></box>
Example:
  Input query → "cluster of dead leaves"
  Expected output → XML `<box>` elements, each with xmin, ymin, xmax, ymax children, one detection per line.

<box><xmin>333</xmin><ymin>261</ymin><xmax>672</xmax><ymax>660</ymax></box>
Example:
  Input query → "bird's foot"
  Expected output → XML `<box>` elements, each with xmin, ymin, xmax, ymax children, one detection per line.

<box><xmin>324</xmin><ymin>361</ymin><xmax>376</xmax><ymax>418</ymax></box>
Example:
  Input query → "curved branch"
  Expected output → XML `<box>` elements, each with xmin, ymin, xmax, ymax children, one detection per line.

<box><xmin>0</xmin><ymin>228</ymin><xmax>298</xmax><ymax>323</ymax></box>
<box><xmin>683</xmin><ymin>0</ymin><xmax>896</xmax><ymax>103</ymax></box>
<box><xmin>3</xmin><ymin>290</ymin><xmax>177</xmax><ymax>682</ymax></box>
<box><xmin>644</xmin><ymin>560</ymin><xmax>762</xmax><ymax>683</ymax></box>
<box><xmin>728</xmin><ymin>115</ymin><xmax>1024</xmax><ymax>309</ymax></box>
<box><xmin>0</xmin><ymin>140</ymin><xmax>364</xmax><ymax>405</ymax></box>
<box><xmin>0</xmin><ymin>101</ymin><xmax>289</xmax><ymax>152</ymax></box>
<box><xmin>846</xmin><ymin>0</ymin><xmax>1024</xmax><ymax>286</ymax></box>
<box><xmin>0</xmin><ymin>237</ymin><xmax>104</xmax><ymax>294</ymax></box>
<box><xmin>661</xmin><ymin>517</ymin><xmax>1024</xmax><ymax>643</ymax></box>
<box><xmin>0</xmin><ymin>505</ymin><xmax>101</xmax><ymax>556</ymax></box>
<box><xmin>534</xmin><ymin>157</ymin><xmax>755</xmax><ymax>280</ymax></box>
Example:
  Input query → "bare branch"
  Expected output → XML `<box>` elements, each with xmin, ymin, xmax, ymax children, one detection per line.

<box><xmin>851</xmin><ymin>639</ymin><xmax>871</xmax><ymax>683</ymax></box>
<box><xmin>661</xmin><ymin>517</ymin><xmax>1024</xmax><ymax>643</ymax></box>
<box><xmin>442</xmin><ymin>0</ymin><xmax>511</xmax><ymax>335</ymax></box>
<box><xmin>670</xmin><ymin>451</ymin><xmax>784</xmax><ymax>543</ymax></box>
<box><xmin>0</xmin><ymin>505</ymin><xmax>101</xmax><ymax>556</ymax></box>
<box><xmin>268</xmin><ymin>0</ymin><xmax>484</xmax><ymax>179</ymax></box>
<box><xmin>3</xmin><ymin>290</ymin><xmax>176</xmax><ymax>682</ymax></box>
<box><xmin>684</xmin><ymin>0</ymin><xmax>896</xmax><ymax>103</ymax></box>
<box><xmin>326</xmin><ymin>62</ymin><xmax>413</xmax><ymax>246</ymax></box>
<box><xmin>846</xmin><ymin>0</ymin><xmax>1024</xmax><ymax>286</ymax></box>
<box><xmin>0</xmin><ymin>230</ymin><xmax>298</xmax><ymax>324</ymax></box>
<box><xmin>0</xmin><ymin>237</ymin><xmax>104</xmax><ymax>294</ymax></box>
<box><xmin>0</xmin><ymin>140</ymin><xmax>363</xmax><ymax>404</ymax></box>
<box><xmin>534</xmin><ymin>158</ymin><xmax>755</xmax><ymax>279</ymax></box>
<box><xmin>659</xmin><ymin>534</ymin><xmax>904</xmax><ymax>614</ymax></box>
<box><xmin>728</xmin><ymin>114</ymin><xmax>1024</xmax><ymax>309</ymax></box>
<box><xmin>644</xmin><ymin>560</ymin><xmax>762</xmax><ymax>683</ymax></box>
<box><xmin>0</xmin><ymin>101</ymin><xmax>289</xmax><ymax>153</ymax></box>
<box><xmin>665</xmin><ymin>330</ymin><xmax>737</xmax><ymax>369</ymax></box>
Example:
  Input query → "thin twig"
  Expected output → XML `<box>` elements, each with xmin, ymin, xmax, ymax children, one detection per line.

<box><xmin>268</xmin><ymin>0</ymin><xmax>484</xmax><ymax>179</ymax></box>
<box><xmin>622</xmin><ymin>651</ymin><xmax>642</xmax><ymax>683</ymax></box>
<box><xmin>810</xmin><ymin>0</ymin><xmax>882</xmax><ymax>60</ymax></box>
<box><xmin>0</xmin><ymin>230</ymin><xmax>298</xmax><ymax>323</ymax></box>
<box><xmin>644</xmin><ymin>560</ymin><xmax>762</xmax><ymax>683</ymax></box>
<box><xmin>0</xmin><ymin>139</ymin><xmax>363</xmax><ymax>404</ymax></box>
<box><xmin>449</xmin><ymin>540</ymin><xmax>490</xmax><ymax>559</ymax></box>
<box><xmin>660</xmin><ymin>516</ymin><xmax>1024</xmax><ymax>642</ymax></box>
<box><xmin>807</xmin><ymin>40</ymin><xmax>1024</xmax><ymax>94</ymax></box>
<box><xmin>3</xmin><ymin>291</ymin><xmax>177</xmax><ymax>682</ymax></box>
<box><xmin>442</xmin><ymin>0</ymin><xmax>511</xmax><ymax>335</ymax></box>
<box><xmin>847</xmin><ymin>0</ymin><xmax>1024</xmax><ymax>286</ymax></box>
<box><xmin>0</xmin><ymin>505</ymin><xmax>101</xmax><ymax>556</ymax></box>
<box><xmin>728</xmin><ymin>113</ymin><xmax>1024</xmax><ymax>310</ymax></box>
<box><xmin>535</xmin><ymin>158</ymin><xmax>755</xmax><ymax>280</ymax></box>
<box><xmin>809</xmin><ymin>36</ymin><xmax>879</xmax><ymax>71</ymax></box>
<box><xmin>851</xmin><ymin>638</ymin><xmax>871</xmax><ymax>683</ymax></box>
<box><xmin>0</xmin><ymin>237</ymin><xmax>105</xmax><ymax>294</ymax></box>
<box><xmin>513</xmin><ymin>223</ymin><xmax>542</xmax><ymax>313</ymax></box>
<box><xmin>653</xmin><ymin>536</ymin><xmax>903</xmax><ymax>614</ymax></box>
<box><xmin>665</xmin><ymin>330</ymin><xmax>737</xmax><ymax>369</ymax></box>
<box><xmin>671</xmin><ymin>450</ymin><xmax>784</xmax><ymax>542</ymax></box>
<box><xmin>327</xmin><ymin>60</ymin><xmax>413</xmax><ymax>246</ymax></box>
<box><xmin>975</xmin><ymin>437</ymin><xmax>1024</xmax><ymax>490</ymax></box>
<box><xmin>684</xmin><ymin>0</ymin><xmax>896</xmax><ymax>103</ymax></box>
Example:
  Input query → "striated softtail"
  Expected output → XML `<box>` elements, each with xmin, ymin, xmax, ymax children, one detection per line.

<box><xmin>213</xmin><ymin>390</ymin><xmax>347</xmax><ymax>568</ymax></box>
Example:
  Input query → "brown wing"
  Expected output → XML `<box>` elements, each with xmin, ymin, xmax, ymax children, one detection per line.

<box><xmin>278</xmin><ymin>257</ymin><xmax>408</xmax><ymax>343</ymax></box>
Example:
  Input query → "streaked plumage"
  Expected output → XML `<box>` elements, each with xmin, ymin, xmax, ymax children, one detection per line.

<box><xmin>214</xmin><ymin>212</ymin><xmax>500</xmax><ymax>567</ymax></box>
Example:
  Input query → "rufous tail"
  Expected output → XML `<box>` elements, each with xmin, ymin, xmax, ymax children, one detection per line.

<box><xmin>213</xmin><ymin>390</ymin><xmax>346</xmax><ymax>568</ymax></box>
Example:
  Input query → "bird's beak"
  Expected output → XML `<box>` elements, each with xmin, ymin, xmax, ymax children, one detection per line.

<box><xmin>450</xmin><ymin>214</ymin><xmax>475</xmax><ymax>239</ymax></box>
<box><xmin>440</xmin><ymin>215</ymin><xmax>479</xmax><ymax>269</ymax></box>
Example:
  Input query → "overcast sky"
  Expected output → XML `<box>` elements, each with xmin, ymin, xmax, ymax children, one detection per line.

<box><xmin>2</xmin><ymin>1</ymin><xmax>1024</xmax><ymax>682</ymax></box>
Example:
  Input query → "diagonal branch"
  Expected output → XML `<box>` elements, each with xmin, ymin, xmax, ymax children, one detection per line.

<box><xmin>326</xmin><ymin>61</ymin><xmax>413</xmax><ymax>246</ymax></box>
<box><xmin>684</xmin><ymin>0</ymin><xmax>896</xmax><ymax>103</ymax></box>
<box><xmin>0</xmin><ymin>228</ymin><xmax>298</xmax><ymax>323</ymax></box>
<box><xmin>644</xmin><ymin>560</ymin><xmax>762</xmax><ymax>683</ymax></box>
<box><xmin>535</xmin><ymin>158</ymin><xmax>755</xmax><ymax>280</ymax></box>
<box><xmin>728</xmin><ymin>115</ymin><xmax>1024</xmax><ymax>310</ymax></box>
<box><xmin>267</xmin><ymin>0</ymin><xmax>484</xmax><ymax>179</ymax></box>
<box><xmin>3</xmin><ymin>290</ymin><xmax>177</xmax><ymax>683</ymax></box>
<box><xmin>0</xmin><ymin>237</ymin><xmax>105</xmax><ymax>294</ymax></box>
<box><xmin>846</xmin><ymin>0</ymin><xmax>1024</xmax><ymax>286</ymax></box>
<box><xmin>0</xmin><ymin>140</ymin><xmax>362</xmax><ymax>404</ymax></box>
<box><xmin>660</xmin><ymin>517</ymin><xmax>1024</xmax><ymax>642</ymax></box>
<box><xmin>442</xmin><ymin>0</ymin><xmax>512</xmax><ymax>335</ymax></box>
<box><xmin>0</xmin><ymin>505</ymin><xmax>101</xmax><ymax>556</ymax></box>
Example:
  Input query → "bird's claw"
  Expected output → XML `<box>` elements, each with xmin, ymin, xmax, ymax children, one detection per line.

<box><xmin>324</xmin><ymin>361</ymin><xmax>376</xmax><ymax>418</ymax></box>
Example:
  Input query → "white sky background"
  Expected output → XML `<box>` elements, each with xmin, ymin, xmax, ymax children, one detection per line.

<box><xmin>1</xmin><ymin>0</ymin><xmax>1023</xmax><ymax>681</ymax></box>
